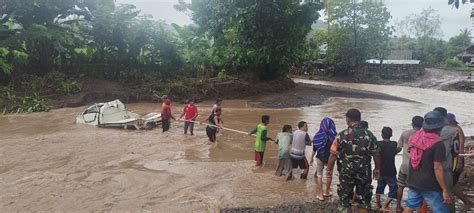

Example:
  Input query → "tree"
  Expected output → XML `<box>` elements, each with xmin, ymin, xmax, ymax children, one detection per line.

<box><xmin>325</xmin><ymin>0</ymin><xmax>392</xmax><ymax>74</ymax></box>
<box><xmin>412</xmin><ymin>7</ymin><xmax>443</xmax><ymax>40</ymax></box>
<box><xmin>392</xmin><ymin>7</ymin><xmax>446</xmax><ymax>66</ymax></box>
<box><xmin>447</xmin><ymin>29</ymin><xmax>471</xmax><ymax>57</ymax></box>
<box><xmin>87</xmin><ymin>4</ymin><xmax>140</xmax><ymax>64</ymax></box>
<box><xmin>307</xmin><ymin>29</ymin><xmax>328</xmax><ymax>61</ymax></box>
<box><xmin>394</xmin><ymin>7</ymin><xmax>442</xmax><ymax>40</ymax></box>
<box><xmin>176</xmin><ymin>0</ymin><xmax>323</xmax><ymax>80</ymax></box>
<box><xmin>173</xmin><ymin>24</ymin><xmax>218</xmax><ymax>76</ymax></box>
<box><xmin>0</xmin><ymin>0</ymin><xmax>91</xmax><ymax>75</ymax></box>
<box><xmin>363</xmin><ymin>1</ymin><xmax>393</xmax><ymax>61</ymax></box>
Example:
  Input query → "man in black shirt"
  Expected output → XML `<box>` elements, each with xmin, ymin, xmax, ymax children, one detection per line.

<box><xmin>404</xmin><ymin>111</ymin><xmax>452</xmax><ymax>213</ymax></box>
<box><xmin>375</xmin><ymin>127</ymin><xmax>399</xmax><ymax>210</ymax></box>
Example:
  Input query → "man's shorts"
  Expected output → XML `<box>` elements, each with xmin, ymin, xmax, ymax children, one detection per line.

<box><xmin>405</xmin><ymin>187</ymin><xmax>449</xmax><ymax>213</ymax></box>
<box><xmin>397</xmin><ymin>171</ymin><xmax>407</xmax><ymax>187</ymax></box>
<box><xmin>291</xmin><ymin>157</ymin><xmax>309</xmax><ymax>169</ymax></box>
<box><xmin>376</xmin><ymin>176</ymin><xmax>398</xmax><ymax>199</ymax></box>
<box><xmin>314</xmin><ymin>157</ymin><xmax>326</xmax><ymax>177</ymax></box>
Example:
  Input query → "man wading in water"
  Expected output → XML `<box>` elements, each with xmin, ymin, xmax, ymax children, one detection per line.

<box><xmin>160</xmin><ymin>96</ymin><xmax>175</xmax><ymax>132</ymax></box>
<box><xmin>212</xmin><ymin>98</ymin><xmax>222</xmax><ymax>115</ymax></box>
<box><xmin>249</xmin><ymin>115</ymin><xmax>274</xmax><ymax>166</ymax></box>
<box><xmin>205</xmin><ymin>108</ymin><xmax>222</xmax><ymax>143</ymax></box>
<box><xmin>178</xmin><ymin>99</ymin><xmax>199</xmax><ymax>135</ymax></box>
<box><xmin>326</xmin><ymin>108</ymin><xmax>381</xmax><ymax>212</ymax></box>
<box><xmin>289</xmin><ymin>121</ymin><xmax>312</xmax><ymax>180</ymax></box>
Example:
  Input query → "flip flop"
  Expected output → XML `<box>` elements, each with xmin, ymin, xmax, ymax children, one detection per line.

<box><xmin>323</xmin><ymin>192</ymin><xmax>333</xmax><ymax>197</ymax></box>
<box><xmin>316</xmin><ymin>196</ymin><xmax>325</xmax><ymax>201</ymax></box>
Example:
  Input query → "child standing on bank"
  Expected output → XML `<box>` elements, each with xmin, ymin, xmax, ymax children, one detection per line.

<box><xmin>275</xmin><ymin>124</ymin><xmax>293</xmax><ymax>180</ymax></box>
<box><xmin>249</xmin><ymin>115</ymin><xmax>274</xmax><ymax>166</ymax></box>
<box><xmin>178</xmin><ymin>99</ymin><xmax>199</xmax><ymax>135</ymax></box>
<box><xmin>375</xmin><ymin>127</ymin><xmax>400</xmax><ymax>210</ymax></box>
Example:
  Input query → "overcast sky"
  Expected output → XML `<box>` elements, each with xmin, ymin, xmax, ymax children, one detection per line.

<box><xmin>117</xmin><ymin>0</ymin><xmax>472</xmax><ymax>40</ymax></box>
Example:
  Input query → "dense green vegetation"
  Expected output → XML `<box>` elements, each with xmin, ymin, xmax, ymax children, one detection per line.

<box><xmin>0</xmin><ymin>0</ymin><xmax>472</xmax><ymax>113</ymax></box>
<box><xmin>324</xmin><ymin>0</ymin><xmax>392</xmax><ymax>74</ymax></box>
<box><xmin>174</xmin><ymin>0</ymin><xmax>323</xmax><ymax>80</ymax></box>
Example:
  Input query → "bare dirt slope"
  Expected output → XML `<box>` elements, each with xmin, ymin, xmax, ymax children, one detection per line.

<box><xmin>252</xmin><ymin>83</ymin><xmax>415</xmax><ymax>108</ymax></box>
<box><xmin>400</xmin><ymin>68</ymin><xmax>473</xmax><ymax>92</ymax></box>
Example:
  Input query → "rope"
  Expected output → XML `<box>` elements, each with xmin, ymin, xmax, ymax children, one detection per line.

<box><xmin>176</xmin><ymin>119</ymin><xmax>253</xmax><ymax>136</ymax></box>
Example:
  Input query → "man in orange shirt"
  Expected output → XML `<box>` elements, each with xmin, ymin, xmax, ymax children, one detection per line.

<box><xmin>161</xmin><ymin>98</ymin><xmax>175</xmax><ymax>132</ymax></box>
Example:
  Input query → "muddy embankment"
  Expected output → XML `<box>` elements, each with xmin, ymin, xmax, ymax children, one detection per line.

<box><xmin>398</xmin><ymin>68</ymin><xmax>474</xmax><ymax>93</ymax></box>
<box><xmin>299</xmin><ymin>68</ymin><xmax>474</xmax><ymax>93</ymax></box>
<box><xmin>51</xmin><ymin>77</ymin><xmax>412</xmax><ymax>110</ymax></box>
<box><xmin>253</xmin><ymin>83</ymin><xmax>415</xmax><ymax>108</ymax></box>
<box><xmin>38</xmin><ymin>67</ymin><xmax>473</xmax><ymax>110</ymax></box>
<box><xmin>50</xmin><ymin>78</ymin><xmax>296</xmax><ymax>108</ymax></box>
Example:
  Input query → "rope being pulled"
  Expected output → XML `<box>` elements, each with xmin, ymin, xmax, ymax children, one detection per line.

<box><xmin>176</xmin><ymin>119</ymin><xmax>252</xmax><ymax>136</ymax></box>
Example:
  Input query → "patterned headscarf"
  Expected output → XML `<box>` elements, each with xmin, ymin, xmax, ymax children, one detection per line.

<box><xmin>312</xmin><ymin>117</ymin><xmax>337</xmax><ymax>158</ymax></box>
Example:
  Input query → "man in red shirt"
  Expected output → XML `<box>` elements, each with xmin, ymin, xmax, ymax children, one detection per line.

<box><xmin>179</xmin><ymin>99</ymin><xmax>199</xmax><ymax>135</ymax></box>
<box><xmin>161</xmin><ymin>98</ymin><xmax>175</xmax><ymax>132</ymax></box>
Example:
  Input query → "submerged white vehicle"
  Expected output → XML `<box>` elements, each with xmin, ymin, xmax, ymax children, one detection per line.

<box><xmin>75</xmin><ymin>99</ymin><xmax>161</xmax><ymax>130</ymax></box>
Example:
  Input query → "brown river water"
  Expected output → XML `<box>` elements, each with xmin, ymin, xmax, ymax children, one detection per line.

<box><xmin>1</xmin><ymin>79</ymin><xmax>473</xmax><ymax>212</ymax></box>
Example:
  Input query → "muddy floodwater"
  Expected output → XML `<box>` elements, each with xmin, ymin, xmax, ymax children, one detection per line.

<box><xmin>1</xmin><ymin>79</ymin><xmax>473</xmax><ymax>212</ymax></box>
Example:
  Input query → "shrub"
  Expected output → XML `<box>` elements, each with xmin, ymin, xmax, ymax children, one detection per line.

<box><xmin>14</xmin><ymin>95</ymin><xmax>51</xmax><ymax>113</ymax></box>
<box><xmin>59</xmin><ymin>81</ymin><xmax>81</xmax><ymax>95</ymax></box>
<box><xmin>44</xmin><ymin>71</ymin><xmax>81</xmax><ymax>95</ymax></box>
<box><xmin>368</xmin><ymin>75</ymin><xmax>382</xmax><ymax>84</ymax></box>
<box><xmin>443</xmin><ymin>58</ymin><xmax>466</xmax><ymax>68</ymax></box>
<box><xmin>1</xmin><ymin>89</ymin><xmax>51</xmax><ymax>113</ymax></box>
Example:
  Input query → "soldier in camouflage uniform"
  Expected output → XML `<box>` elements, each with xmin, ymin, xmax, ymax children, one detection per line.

<box><xmin>327</xmin><ymin>109</ymin><xmax>381</xmax><ymax>212</ymax></box>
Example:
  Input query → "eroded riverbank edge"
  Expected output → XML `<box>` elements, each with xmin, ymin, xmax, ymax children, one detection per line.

<box><xmin>39</xmin><ymin>77</ymin><xmax>415</xmax><ymax>111</ymax></box>
<box><xmin>294</xmin><ymin>68</ymin><xmax>474</xmax><ymax>93</ymax></box>
<box><xmin>252</xmin><ymin>82</ymin><xmax>415</xmax><ymax>108</ymax></box>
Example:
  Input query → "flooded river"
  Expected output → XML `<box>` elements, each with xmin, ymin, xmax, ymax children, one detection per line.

<box><xmin>0</xmin><ymin>79</ymin><xmax>473</xmax><ymax>212</ymax></box>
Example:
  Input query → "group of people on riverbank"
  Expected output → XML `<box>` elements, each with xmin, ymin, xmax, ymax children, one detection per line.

<box><xmin>251</xmin><ymin>107</ymin><xmax>470</xmax><ymax>213</ymax></box>
<box><xmin>160</xmin><ymin>95</ymin><xmax>472</xmax><ymax>212</ymax></box>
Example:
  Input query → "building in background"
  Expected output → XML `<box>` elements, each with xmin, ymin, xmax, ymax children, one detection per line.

<box><xmin>457</xmin><ymin>45</ymin><xmax>474</xmax><ymax>66</ymax></box>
